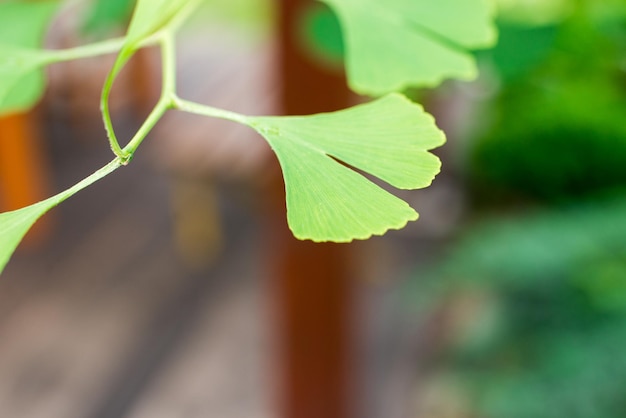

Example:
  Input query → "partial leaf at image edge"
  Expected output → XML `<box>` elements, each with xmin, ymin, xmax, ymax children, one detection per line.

<box><xmin>0</xmin><ymin>160</ymin><xmax>122</xmax><ymax>275</ymax></box>
<box><xmin>125</xmin><ymin>0</ymin><xmax>197</xmax><ymax>46</ymax></box>
<box><xmin>320</xmin><ymin>0</ymin><xmax>497</xmax><ymax>95</ymax></box>
<box><xmin>249</xmin><ymin>93</ymin><xmax>445</xmax><ymax>242</ymax></box>
<box><xmin>0</xmin><ymin>0</ymin><xmax>61</xmax><ymax>115</ymax></box>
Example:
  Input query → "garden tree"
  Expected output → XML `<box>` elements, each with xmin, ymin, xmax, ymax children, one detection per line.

<box><xmin>0</xmin><ymin>0</ymin><xmax>497</xmax><ymax>274</ymax></box>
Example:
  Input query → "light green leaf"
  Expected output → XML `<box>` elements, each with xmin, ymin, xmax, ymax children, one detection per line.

<box><xmin>0</xmin><ymin>159</ymin><xmax>122</xmax><ymax>275</ymax></box>
<box><xmin>125</xmin><ymin>0</ymin><xmax>196</xmax><ymax>45</ymax></box>
<box><xmin>249</xmin><ymin>93</ymin><xmax>445</xmax><ymax>242</ymax></box>
<box><xmin>0</xmin><ymin>0</ymin><xmax>60</xmax><ymax>114</ymax></box>
<box><xmin>321</xmin><ymin>0</ymin><xmax>497</xmax><ymax>95</ymax></box>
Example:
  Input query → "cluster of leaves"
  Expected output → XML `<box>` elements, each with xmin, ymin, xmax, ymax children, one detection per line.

<box><xmin>0</xmin><ymin>0</ymin><xmax>496</xmax><ymax>274</ymax></box>
<box><xmin>418</xmin><ymin>196</ymin><xmax>626</xmax><ymax>418</ymax></box>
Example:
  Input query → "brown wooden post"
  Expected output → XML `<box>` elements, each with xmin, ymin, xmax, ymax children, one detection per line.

<box><xmin>272</xmin><ymin>1</ymin><xmax>353</xmax><ymax>417</ymax></box>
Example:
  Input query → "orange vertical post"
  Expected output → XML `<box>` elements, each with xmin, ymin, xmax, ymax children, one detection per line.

<box><xmin>0</xmin><ymin>112</ymin><xmax>51</xmax><ymax>245</ymax></box>
<box><xmin>273</xmin><ymin>0</ymin><xmax>353</xmax><ymax>417</ymax></box>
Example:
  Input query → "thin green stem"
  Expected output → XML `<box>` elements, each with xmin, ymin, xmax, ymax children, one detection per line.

<box><xmin>40</xmin><ymin>32</ymin><xmax>163</xmax><ymax>65</ymax></box>
<box><xmin>96</xmin><ymin>9</ymin><xmax>251</xmax><ymax>162</ymax></box>
<box><xmin>160</xmin><ymin>33</ymin><xmax>177</xmax><ymax>97</ymax></box>
<box><xmin>122</xmin><ymin>99</ymin><xmax>170</xmax><ymax>157</ymax></box>
<box><xmin>100</xmin><ymin>46</ymin><xmax>134</xmax><ymax>159</ymax></box>
<box><xmin>99</xmin><ymin>31</ymin><xmax>176</xmax><ymax>160</ymax></box>
<box><xmin>121</xmin><ymin>30</ymin><xmax>253</xmax><ymax>155</ymax></box>
<box><xmin>55</xmin><ymin>158</ymin><xmax>124</xmax><ymax>202</ymax></box>
<box><xmin>121</xmin><ymin>32</ymin><xmax>178</xmax><ymax>156</ymax></box>
<box><xmin>172</xmin><ymin>97</ymin><xmax>250</xmax><ymax>125</ymax></box>
<box><xmin>40</xmin><ymin>37</ymin><xmax>126</xmax><ymax>64</ymax></box>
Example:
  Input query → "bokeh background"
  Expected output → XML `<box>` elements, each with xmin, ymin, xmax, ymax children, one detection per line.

<box><xmin>1</xmin><ymin>0</ymin><xmax>626</xmax><ymax>417</ymax></box>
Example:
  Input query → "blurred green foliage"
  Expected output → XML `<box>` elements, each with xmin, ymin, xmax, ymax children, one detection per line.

<box><xmin>412</xmin><ymin>2</ymin><xmax>626</xmax><ymax>415</ymax></box>
<box><xmin>421</xmin><ymin>197</ymin><xmax>626</xmax><ymax>418</ymax></box>
<box><xmin>298</xmin><ymin>2</ymin><xmax>344</xmax><ymax>68</ymax></box>
<box><xmin>468</xmin><ymin>0</ymin><xmax>626</xmax><ymax>205</ymax></box>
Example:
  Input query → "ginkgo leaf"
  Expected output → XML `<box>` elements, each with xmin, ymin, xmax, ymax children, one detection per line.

<box><xmin>0</xmin><ymin>159</ymin><xmax>121</xmax><ymax>275</ymax></box>
<box><xmin>320</xmin><ymin>0</ymin><xmax>497</xmax><ymax>95</ymax></box>
<box><xmin>0</xmin><ymin>0</ymin><xmax>60</xmax><ymax>114</ymax></box>
<box><xmin>248</xmin><ymin>93</ymin><xmax>445</xmax><ymax>242</ymax></box>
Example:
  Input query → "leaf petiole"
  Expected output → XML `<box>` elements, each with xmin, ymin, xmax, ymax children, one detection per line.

<box><xmin>172</xmin><ymin>97</ymin><xmax>249</xmax><ymax>125</ymax></box>
<box><xmin>39</xmin><ymin>30</ymin><xmax>167</xmax><ymax>65</ymax></box>
<box><xmin>40</xmin><ymin>37</ymin><xmax>126</xmax><ymax>64</ymax></box>
<box><xmin>120</xmin><ymin>32</ymin><xmax>177</xmax><ymax>158</ymax></box>
<box><xmin>0</xmin><ymin>157</ymin><xmax>123</xmax><ymax>275</ymax></box>
<box><xmin>121</xmin><ymin>98</ymin><xmax>171</xmax><ymax>159</ymax></box>
<box><xmin>100</xmin><ymin>45</ymin><xmax>136</xmax><ymax>159</ymax></box>
<box><xmin>160</xmin><ymin>32</ymin><xmax>177</xmax><ymax>98</ymax></box>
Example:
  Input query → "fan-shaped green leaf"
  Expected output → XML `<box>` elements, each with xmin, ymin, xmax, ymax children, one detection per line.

<box><xmin>0</xmin><ymin>0</ymin><xmax>60</xmax><ymax>115</ymax></box>
<box><xmin>321</xmin><ymin>0</ymin><xmax>497</xmax><ymax>95</ymax></box>
<box><xmin>0</xmin><ymin>159</ymin><xmax>121</xmax><ymax>275</ymax></box>
<box><xmin>249</xmin><ymin>93</ymin><xmax>445</xmax><ymax>242</ymax></box>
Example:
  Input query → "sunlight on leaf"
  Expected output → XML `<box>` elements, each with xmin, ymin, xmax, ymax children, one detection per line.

<box><xmin>249</xmin><ymin>93</ymin><xmax>445</xmax><ymax>242</ymax></box>
<box><xmin>321</xmin><ymin>0</ymin><xmax>497</xmax><ymax>95</ymax></box>
<box><xmin>0</xmin><ymin>0</ymin><xmax>60</xmax><ymax>114</ymax></box>
<box><xmin>0</xmin><ymin>160</ymin><xmax>122</xmax><ymax>275</ymax></box>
